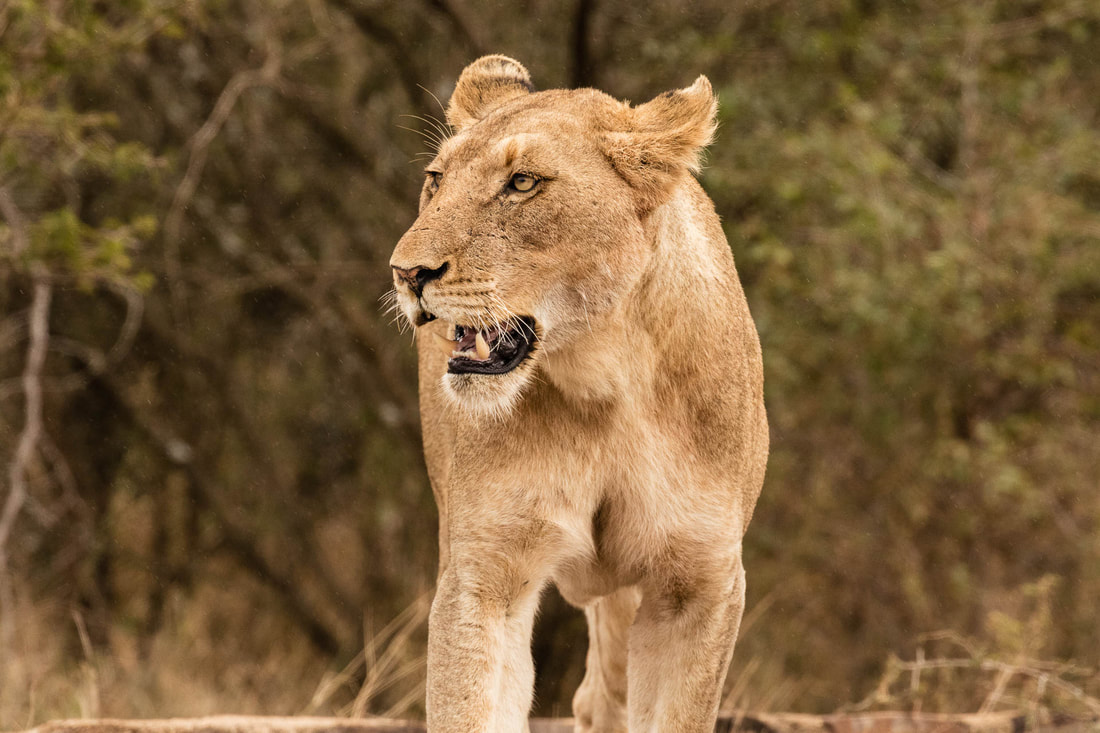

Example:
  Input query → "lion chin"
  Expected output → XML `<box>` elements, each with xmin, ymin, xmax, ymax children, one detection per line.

<box><xmin>442</xmin><ymin>367</ymin><xmax>533</xmax><ymax>419</ymax></box>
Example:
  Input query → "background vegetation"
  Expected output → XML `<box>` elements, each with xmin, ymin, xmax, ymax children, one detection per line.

<box><xmin>1</xmin><ymin>0</ymin><xmax>1098</xmax><ymax>725</ymax></box>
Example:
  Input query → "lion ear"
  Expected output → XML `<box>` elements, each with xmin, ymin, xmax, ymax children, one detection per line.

<box><xmin>446</xmin><ymin>55</ymin><xmax>535</xmax><ymax>131</ymax></box>
<box><xmin>602</xmin><ymin>76</ymin><xmax>718</xmax><ymax>213</ymax></box>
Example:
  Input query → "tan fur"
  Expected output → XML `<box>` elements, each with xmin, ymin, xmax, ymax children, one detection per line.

<box><xmin>390</xmin><ymin>55</ymin><xmax>768</xmax><ymax>732</ymax></box>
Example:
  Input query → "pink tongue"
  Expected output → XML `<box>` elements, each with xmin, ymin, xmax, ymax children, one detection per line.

<box><xmin>457</xmin><ymin>326</ymin><xmax>501</xmax><ymax>352</ymax></box>
<box><xmin>456</xmin><ymin>331</ymin><xmax>476</xmax><ymax>351</ymax></box>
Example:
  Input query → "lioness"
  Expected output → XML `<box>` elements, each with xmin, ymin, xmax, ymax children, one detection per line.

<box><xmin>389</xmin><ymin>55</ymin><xmax>768</xmax><ymax>732</ymax></box>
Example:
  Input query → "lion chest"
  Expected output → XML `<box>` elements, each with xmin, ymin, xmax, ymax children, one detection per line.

<box><xmin>460</xmin><ymin>396</ymin><xmax>737</xmax><ymax>602</ymax></box>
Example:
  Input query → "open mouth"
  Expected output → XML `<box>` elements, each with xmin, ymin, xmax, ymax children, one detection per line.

<box><xmin>427</xmin><ymin>316</ymin><xmax>537</xmax><ymax>375</ymax></box>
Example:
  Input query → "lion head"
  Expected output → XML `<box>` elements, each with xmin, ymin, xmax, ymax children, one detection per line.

<box><xmin>390</xmin><ymin>55</ymin><xmax>717</xmax><ymax>415</ymax></box>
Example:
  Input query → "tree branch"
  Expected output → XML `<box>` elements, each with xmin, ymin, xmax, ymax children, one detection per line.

<box><xmin>570</xmin><ymin>0</ymin><xmax>598</xmax><ymax>88</ymax></box>
<box><xmin>423</xmin><ymin>0</ymin><xmax>485</xmax><ymax>57</ymax></box>
<box><xmin>92</xmin><ymin>373</ymin><xmax>346</xmax><ymax>657</ymax></box>
<box><xmin>327</xmin><ymin>0</ymin><xmax>430</xmax><ymax>109</ymax></box>
<box><xmin>0</xmin><ymin>275</ymin><xmax>52</xmax><ymax>647</ymax></box>
<box><xmin>163</xmin><ymin>50</ymin><xmax>282</xmax><ymax>321</ymax></box>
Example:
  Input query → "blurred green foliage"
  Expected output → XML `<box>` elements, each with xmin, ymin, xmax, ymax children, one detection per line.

<box><xmin>1</xmin><ymin>0</ymin><xmax>1097</xmax><ymax>723</ymax></box>
<box><xmin>0</xmin><ymin>0</ymin><xmax>161</xmax><ymax>289</ymax></box>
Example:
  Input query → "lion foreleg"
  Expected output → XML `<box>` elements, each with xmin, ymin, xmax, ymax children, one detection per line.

<box><xmin>426</xmin><ymin>560</ymin><xmax>543</xmax><ymax>732</ymax></box>
<box><xmin>627</xmin><ymin>558</ymin><xmax>746</xmax><ymax>733</ymax></box>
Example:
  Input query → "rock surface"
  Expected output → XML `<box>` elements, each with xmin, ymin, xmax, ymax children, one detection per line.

<box><xmin>17</xmin><ymin>712</ymin><xmax>1099</xmax><ymax>733</ymax></box>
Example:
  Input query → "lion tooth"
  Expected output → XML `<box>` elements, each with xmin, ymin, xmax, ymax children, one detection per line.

<box><xmin>432</xmin><ymin>332</ymin><xmax>456</xmax><ymax>358</ymax></box>
<box><xmin>475</xmin><ymin>331</ymin><xmax>491</xmax><ymax>360</ymax></box>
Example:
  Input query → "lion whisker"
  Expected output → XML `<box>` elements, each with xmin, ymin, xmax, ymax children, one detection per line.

<box><xmin>398</xmin><ymin>117</ymin><xmax>449</xmax><ymax>147</ymax></box>
<box><xmin>579</xmin><ymin>290</ymin><xmax>592</xmax><ymax>334</ymax></box>
<box><xmin>413</xmin><ymin>86</ymin><xmax>452</xmax><ymax>126</ymax></box>
<box><xmin>399</xmin><ymin>112</ymin><xmax>454</xmax><ymax>154</ymax></box>
<box><xmin>405</xmin><ymin>111</ymin><xmax>454</xmax><ymax>146</ymax></box>
<box><xmin>396</xmin><ymin>123</ymin><xmax>445</xmax><ymax>154</ymax></box>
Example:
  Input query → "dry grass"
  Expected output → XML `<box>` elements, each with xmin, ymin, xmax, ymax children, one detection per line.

<box><xmin>842</xmin><ymin>579</ymin><xmax>1100</xmax><ymax>722</ymax></box>
<box><xmin>0</xmin><ymin>580</ymin><xmax>429</xmax><ymax>730</ymax></box>
<box><xmin>848</xmin><ymin>631</ymin><xmax>1100</xmax><ymax>722</ymax></box>
<box><xmin>5</xmin><ymin>574</ymin><xmax>1097</xmax><ymax>730</ymax></box>
<box><xmin>302</xmin><ymin>594</ymin><xmax>430</xmax><ymax>719</ymax></box>
<box><xmin>720</xmin><ymin>589</ymin><xmax>803</xmax><ymax>714</ymax></box>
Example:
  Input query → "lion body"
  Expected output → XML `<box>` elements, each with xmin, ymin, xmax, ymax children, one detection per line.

<box><xmin>391</xmin><ymin>56</ymin><xmax>768</xmax><ymax>732</ymax></box>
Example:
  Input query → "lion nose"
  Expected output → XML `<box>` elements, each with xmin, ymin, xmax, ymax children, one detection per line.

<box><xmin>392</xmin><ymin>262</ymin><xmax>448</xmax><ymax>297</ymax></box>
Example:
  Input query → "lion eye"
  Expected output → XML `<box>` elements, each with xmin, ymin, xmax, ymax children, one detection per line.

<box><xmin>425</xmin><ymin>171</ymin><xmax>442</xmax><ymax>192</ymax></box>
<box><xmin>509</xmin><ymin>174</ymin><xmax>538</xmax><ymax>193</ymax></box>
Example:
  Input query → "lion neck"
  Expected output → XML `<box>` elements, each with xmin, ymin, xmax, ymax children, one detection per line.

<box><xmin>538</xmin><ymin>182</ymin><xmax>735</xmax><ymax>409</ymax></box>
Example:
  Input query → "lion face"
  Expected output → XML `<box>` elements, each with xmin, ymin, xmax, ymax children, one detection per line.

<box><xmin>390</xmin><ymin>56</ymin><xmax>717</xmax><ymax>415</ymax></box>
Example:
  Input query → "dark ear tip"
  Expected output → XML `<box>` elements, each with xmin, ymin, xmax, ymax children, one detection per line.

<box><xmin>447</xmin><ymin>55</ymin><xmax>535</xmax><ymax>129</ymax></box>
<box><xmin>460</xmin><ymin>55</ymin><xmax>533</xmax><ymax>90</ymax></box>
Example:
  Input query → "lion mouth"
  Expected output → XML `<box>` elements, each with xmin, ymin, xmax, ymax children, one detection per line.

<box><xmin>428</xmin><ymin>316</ymin><xmax>537</xmax><ymax>375</ymax></box>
